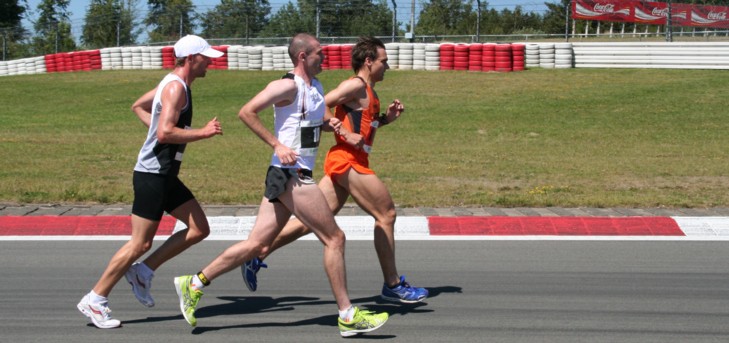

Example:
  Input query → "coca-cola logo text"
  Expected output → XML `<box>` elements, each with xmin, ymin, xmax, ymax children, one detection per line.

<box><xmin>651</xmin><ymin>8</ymin><xmax>669</xmax><ymax>17</ymax></box>
<box><xmin>708</xmin><ymin>11</ymin><xmax>727</xmax><ymax>20</ymax></box>
<box><xmin>594</xmin><ymin>3</ymin><xmax>615</xmax><ymax>13</ymax></box>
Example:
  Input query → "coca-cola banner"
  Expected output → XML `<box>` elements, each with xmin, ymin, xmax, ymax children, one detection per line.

<box><xmin>691</xmin><ymin>5</ymin><xmax>729</xmax><ymax>28</ymax></box>
<box><xmin>573</xmin><ymin>0</ymin><xmax>633</xmax><ymax>22</ymax></box>
<box><xmin>572</xmin><ymin>0</ymin><xmax>729</xmax><ymax>28</ymax></box>
<box><xmin>670</xmin><ymin>3</ymin><xmax>692</xmax><ymax>27</ymax></box>
<box><xmin>633</xmin><ymin>1</ymin><xmax>667</xmax><ymax>25</ymax></box>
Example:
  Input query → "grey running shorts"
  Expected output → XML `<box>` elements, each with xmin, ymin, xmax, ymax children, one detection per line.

<box><xmin>264</xmin><ymin>166</ymin><xmax>315</xmax><ymax>203</ymax></box>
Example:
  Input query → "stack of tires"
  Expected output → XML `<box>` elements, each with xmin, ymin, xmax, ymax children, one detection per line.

<box><xmin>438</xmin><ymin>43</ymin><xmax>454</xmax><ymax>70</ymax></box>
<box><xmin>162</xmin><ymin>46</ymin><xmax>175</xmax><ymax>69</ymax></box>
<box><xmin>340</xmin><ymin>44</ymin><xmax>353</xmax><ymax>71</ymax></box>
<box><xmin>424</xmin><ymin>44</ymin><xmax>440</xmax><ymax>71</ymax></box>
<box><xmin>453</xmin><ymin>44</ymin><xmax>469</xmax><ymax>71</ymax></box>
<box><xmin>248</xmin><ymin>47</ymin><xmax>263</xmax><ymax>71</ymax></box>
<box><xmin>525</xmin><ymin>44</ymin><xmax>540</xmax><ymax>68</ymax></box>
<box><xmin>271</xmin><ymin>46</ymin><xmax>285</xmax><ymax>70</ymax></box>
<box><xmin>555</xmin><ymin>43</ymin><xmax>573</xmax><ymax>69</ymax></box>
<box><xmin>130</xmin><ymin>47</ymin><xmax>143</xmax><ymax>70</ymax></box>
<box><xmin>109</xmin><ymin>48</ymin><xmax>124</xmax><ymax>70</ymax></box>
<box><xmin>412</xmin><ymin>43</ymin><xmax>426</xmax><ymax>71</ymax></box>
<box><xmin>468</xmin><ymin>43</ymin><xmax>482</xmax><ymax>71</ymax></box>
<box><xmin>385</xmin><ymin>43</ymin><xmax>399</xmax><ymax>70</ymax></box>
<box><xmin>539</xmin><ymin>43</ymin><xmax>555</xmax><ymax>69</ymax></box>
<box><xmin>238</xmin><ymin>46</ymin><xmax>251</xmax><ymax>70</ymax></box>
<box><xmin>398</xmin><ymin>43</ymin><xmax>413</xmax><ymax>70</ymax></box>
<box><xmin>209</xmin><ymin>46</ymin><xmax>228</xmax><ymax>70</ymax></box>
<box><xmin>44</xmin><ymin>54</ymin><xmax>58</xmax><ymax>72</ymax></box>
<box><xmin>495</xmin><ymin>44</ymin><xmax>513</xmax><ymax>72</ymax></box>
<box><xmin>512</xmin><ymin>44</ymin><xmax>525</xmax><ymax>71</ymax></box>
<box><xmin>262</xmin><ymin>47</ymin><xmax>273</xmax><ymax>71</ymax></box>
<box><xmin>482</xmin><ymin>43</ymin><xmax>496</xmax><ymax>72</ymax></box>
<box><xmin>324</xmin><ymin>45</ymin><xmax>342</xmax><ymax>70</ymax></box>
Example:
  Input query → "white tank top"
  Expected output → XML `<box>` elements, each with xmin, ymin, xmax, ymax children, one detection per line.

<box><xmin>271</xmin><ymin>73</ymin><xmax>325</xmax><ymax>171</ymax></box>
<box><xmin>134</xmin><ymin>74</ymin><xmax>190</xmax><ymax>175</ymax></box>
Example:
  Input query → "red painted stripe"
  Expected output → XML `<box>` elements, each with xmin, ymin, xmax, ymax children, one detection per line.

<box><xmin>0</xmin><ymin>216</ymin><xmax>177</xmax><ymax>235</ymax></box>
<box><xmin>428</xmin><ymin>216</ymin><xmax>684</xmax><ymax>236</ymax></box>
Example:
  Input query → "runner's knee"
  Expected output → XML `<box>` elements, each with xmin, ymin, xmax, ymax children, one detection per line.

<box><xmin>187</xmin><ymin>222</ymin><xmax>210</xmax><ymax>243</ymax></box>
<box><xmin>321</xmin><ymin>228</ymin><xmax>346</xmax><ymax>249</ymax></box>
<box><xmin>375</xmin><ymin>207</ymin><xmax>397</xmax><ymax>228</ymax></box>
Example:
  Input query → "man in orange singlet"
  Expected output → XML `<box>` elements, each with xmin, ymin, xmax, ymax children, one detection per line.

<box><xmin>241</xmin><ymin>36</ymin><xmax>428</xmax><ymax>303</ymax></box>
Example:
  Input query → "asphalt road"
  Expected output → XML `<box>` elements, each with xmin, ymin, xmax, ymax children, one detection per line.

<box><xmin>4</xmin><ymin>240</ymin><xmax>729</xmax><ymax>342</ymax></box>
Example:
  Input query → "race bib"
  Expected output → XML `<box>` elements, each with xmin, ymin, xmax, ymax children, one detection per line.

<box><xmin>297</xmin><ymin>119</ymin><xmax>322</xmax><ymax>156</ymax></box>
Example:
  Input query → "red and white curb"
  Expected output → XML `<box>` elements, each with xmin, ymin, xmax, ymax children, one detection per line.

<box><xmin>1</xmin><ymin>215</ymin><xmax>729</xmax><ymax>240</ymax></box>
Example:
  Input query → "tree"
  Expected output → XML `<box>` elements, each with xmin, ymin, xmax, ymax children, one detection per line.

<box><xmin>1</xmin><ymin>0</ymin><xmax>28</xmax><ymax>59</ymax></box>
<box><xmin>32</xmin><ymin>0</ymin><xmax>76</xmax><ymax>54</ymax></box>
<box><xmin>262</xmin><ymin>0</ymin><xmax>394</xmax><ymax>38</ymax></box>
<box><xmin>416</xmin><ymin>0</ymin><xmax>477</xmax><ymax>35</ymax></box>
<box><xmin>1</xmin><ymin>0</ymin><xmax>26</xmax><ymax>38</ymax></box>
<box><xmin>199</xmin><ymin>0</ymin><xmax>270</xmax><ymax>40</ymax></box>
<box><xmin>82</xmin><ymin>0</ymin><xmax>139</xmax><ymax>48</ymax></box>
<box><xmin>145</xmin><ymin>0</ymin><xmax>195</xmax><ymax>43</ymax></box>
<box><xmin>260</xmin><ymin>1</ymin><xmax>314</xmax><ymax>37</ymax></box>
<box><xmin>319</xmin><ymin>0</ymin><xmax>393</xmax><ymax>36</ymax></box>
<box><xmin>542</xmin><ymin>0</ymin><xmax>570</xmax><ymax>34</ymax></box>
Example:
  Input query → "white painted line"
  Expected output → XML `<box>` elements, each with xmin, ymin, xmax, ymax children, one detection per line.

<box><xmin>6</xmin><ymin>216</ymin><xmax>729</xmax><ymax>241</ymax></box>
<box><xmin>171</xmin><ymin>216</ymin><xmax>431</xmax><ymax>240</ymax></box>
<box><xmin>671</xmin><ymin>216</ymin><xmax>729</xmax><ymax>237</ymax></box>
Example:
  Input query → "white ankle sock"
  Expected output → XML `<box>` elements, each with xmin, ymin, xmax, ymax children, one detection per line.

<box><xmin>89</xmin><ymin>290</ymin><xmax>107</xmax><ymax>304</ymax></box>
<box><xmin>191</xmin><ymin>275</ymin><xmax>205</xmax><ymax>290</ymax></box>
<box><xmin>338</xmin><ymin>305</ymin><xmax>355</xmax><ymax>321</ymax></box>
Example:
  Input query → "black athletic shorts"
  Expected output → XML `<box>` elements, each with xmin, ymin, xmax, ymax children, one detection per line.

<box><xmin>132</xmin><ymin>171</ymin><xmax>195</xmax><ymax>221</ymax></box>
<box><xmin>264</xmin><ymin>166</ymin><xmax>315</xmax><ymax>203</ymax></box>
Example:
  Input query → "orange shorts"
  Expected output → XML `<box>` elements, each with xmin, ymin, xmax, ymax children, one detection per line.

<box><xmin>324</xmin><ymin>146</ymin><xmax>375</xmax><ymax>181</ymax></box>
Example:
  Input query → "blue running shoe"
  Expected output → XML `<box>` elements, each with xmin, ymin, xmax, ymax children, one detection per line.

<box><xmin>240</xmin><ymin>258</ymin><xmax>267</xmax><ymax>292</ymax></box>
<box><xmin>381</xmin><ymin>275</ymin><xmax>428</xmax><ymax>303</ymax></box>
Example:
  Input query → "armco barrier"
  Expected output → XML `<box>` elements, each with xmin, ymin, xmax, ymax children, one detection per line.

<box><xmin>4</xmin><ymin>42</ymin><xmax>729</xmax><ymax>77</ymax></box>
<box><xmin>572</xmin><ymin>42</ymin><xmax>729</xmax><ymax>69</ymax></box>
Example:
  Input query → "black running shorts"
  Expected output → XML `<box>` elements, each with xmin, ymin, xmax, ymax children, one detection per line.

<box><xmin>132</xmin><ymin>171</ymin><xmax>195</xmax><ymax>221</ymax></box>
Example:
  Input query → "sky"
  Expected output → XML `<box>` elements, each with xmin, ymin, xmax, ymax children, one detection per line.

<box><xmin>21</xmin><ymin>0</ymin><xmax>552</xmax><ymax>41</ymax></box>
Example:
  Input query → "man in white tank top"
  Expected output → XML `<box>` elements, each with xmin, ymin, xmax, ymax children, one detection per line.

<box><xmin>77</xmin><ymin>35</ymin><xmax>223</xmax><ymax>329</ymax></box>
<box><xmin>173</xmin><ymin>33</ymin><xmax>389</xmax><ymax>337</ymax></box>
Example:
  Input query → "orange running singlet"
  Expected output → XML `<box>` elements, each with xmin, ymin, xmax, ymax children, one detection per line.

<box><xmin>324</xmin><ymin>77</ymin><xmax>381</xmax><ymax>180</ymax></box>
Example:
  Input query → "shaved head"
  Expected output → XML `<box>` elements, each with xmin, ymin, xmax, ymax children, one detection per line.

<box><xmin>288</xmin><ymin>33</ymin><xmax>318</xmax><ymax>62</ymax></box>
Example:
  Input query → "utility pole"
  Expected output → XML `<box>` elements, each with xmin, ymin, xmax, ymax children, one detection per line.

<box><xmin>408</xmin><ymin>0</ymin><xmax>415</xmax><ymax>42</ymax></box>
<box><xmin>666</xmin><ymin>0</ymin><xmax>673</xmax><ymax>42</ymax></box>
<box><xmin>316</xmin><ymin>0</ymin><xmax>320</xmax><ymax>38</ymax></box>
<box><xmin>391</xmin><ymin>0</ymin><xmax>397</xmax><ymax>42</ymax></box>
<box><xmin>476</xmin><ymin>0</ymin><xmax>481</xmax><ymax>42</ymax></box>
<box><xmin>54</xmin><ymin>20</ymin><xmax>59</xmax><ymax>53</ymax></box>
<box><xmin>565</xmin><ymin>0</ymin><xmax>570</xmax><ymax>41</ymax></box>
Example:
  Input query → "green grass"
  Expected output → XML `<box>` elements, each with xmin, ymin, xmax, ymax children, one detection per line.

<box><xmin>1</xmin><ymin>68</ymin><xmax>728</xmax><ymax>208</ymax></box>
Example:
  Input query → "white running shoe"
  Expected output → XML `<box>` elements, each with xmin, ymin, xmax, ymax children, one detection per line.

<box><xmin>125</xmin><ymin>262</ymin><xmax>155</xmax><ymax>307</ymax></box>
<box><xmin>77</xmin><ymin>294</ymin><xmax>121</xmax><ymax>329</ymax></box>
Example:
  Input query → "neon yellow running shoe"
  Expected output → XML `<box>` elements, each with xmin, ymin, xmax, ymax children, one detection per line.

<box><xmin>338</xmin><ymin>307</ymin><xmax>389</xmax><ymax>337</ymax></box>
<box><xmin>174</xmin><ymin>275</ymin><xmax>203</xmax><ymax>327</ymax></box>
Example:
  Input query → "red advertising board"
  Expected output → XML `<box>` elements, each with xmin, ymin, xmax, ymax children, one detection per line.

<box><xmin>633</xmin><ymin>1</ymin><xmax>667</xmax><ymax>25</ymax></box>
<box><xmin>571</xmin><ymin>0</ymin><xmax>729</xmax><ymax>28</ymax></box>
<box><xmin>690</xmin><ymin>5</ymin><xmax>729</xmax><ymax>28</ymax></box>
<box><xmin>573</xmin><ymin>0</ymin><xmax>633</xmax><ymax>22</ymax></box>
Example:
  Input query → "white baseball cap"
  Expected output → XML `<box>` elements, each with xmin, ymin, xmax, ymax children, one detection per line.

<box><xmin>174</xmin><ymin>34</ymin><xmax>224</xmax><ymax>58</ymax></box>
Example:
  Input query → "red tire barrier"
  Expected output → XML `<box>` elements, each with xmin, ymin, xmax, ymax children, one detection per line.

<box><xmin>495</xmin><ymin>44</ymin><xmax>512</xmax><ymax>72</ymax></box>
<box><xmin>439</xmin><ymin>43</ymin><xmax>454</xmax><ymax>70</ymax></box>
